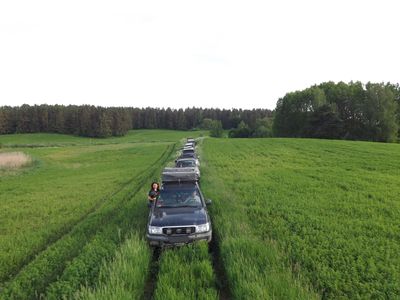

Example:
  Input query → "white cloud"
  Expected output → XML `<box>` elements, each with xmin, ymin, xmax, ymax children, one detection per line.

<box><xmin>0</xmin><ymin>0</ymin><xmax>399</xmax><ymax>109</ymax></box>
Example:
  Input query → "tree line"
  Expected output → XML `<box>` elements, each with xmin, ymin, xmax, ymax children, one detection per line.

<box><xmin>0</xmin><ymin>105</ymin><xmax>272</xmax><ymax>138</ymax></box>
<box><xmin>273</xmin><ymin>81</ymin><xmax>400</xmax><ymax>142</ymax></box>
<box><xmin>1</xmin><ymin>81</ymin><xmax>399</xmax><ymax>142</ymax></box>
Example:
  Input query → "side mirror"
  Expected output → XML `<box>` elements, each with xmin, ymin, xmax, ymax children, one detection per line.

<box><xmin>205</xmin><ymin>199</ymin><xmax>212</xmax><ymax>205</ymax></box>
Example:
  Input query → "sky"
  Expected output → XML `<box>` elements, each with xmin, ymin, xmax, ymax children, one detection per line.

<box><xmin>0</xmin><ymin>0</ymin><xmax>399</xmax><ymax>110</ymax></box>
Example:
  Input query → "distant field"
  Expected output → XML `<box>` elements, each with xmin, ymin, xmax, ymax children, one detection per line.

<box><xmin>0</xmin><ymin>129</ymin><xmax>206</xmax><ymax>147</ymax></box>
<box><xmin>201</xmin><ymin>138</ymin><xmax>400</xmax><ymax>299</ymax></box>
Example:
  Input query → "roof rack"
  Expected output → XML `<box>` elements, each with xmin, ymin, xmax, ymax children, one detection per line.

<box><xmin>162</xmin><ymin>167</ymin><xmax>199</xmax><ymax>183</ymax></box>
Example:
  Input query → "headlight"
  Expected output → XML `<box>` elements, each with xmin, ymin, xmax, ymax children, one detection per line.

<box><xmin>148</xmin><ymin>226</ymin><xmax>162</xmax><ymax>234</ymax></box>
<box><xmin>195</xmin><ymin>223</ymin><xmax>210</xmax><ymax>233</ymax></box>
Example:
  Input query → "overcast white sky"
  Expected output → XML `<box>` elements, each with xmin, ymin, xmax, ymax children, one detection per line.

<box><xmin>0</xmin><ymin>0</ymin><xmax>399</xmax><ymax>110</ymax></box>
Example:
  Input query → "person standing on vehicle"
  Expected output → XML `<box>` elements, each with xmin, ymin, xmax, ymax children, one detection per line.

<box><xmin>148</xmin><ymin>182</ymin><xmax>160</xmax><ymax>205</ymax></box>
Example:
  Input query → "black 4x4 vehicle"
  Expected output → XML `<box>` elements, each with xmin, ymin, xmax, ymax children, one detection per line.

<box><xmin>146</xmin><ymin>168</ymin><xmax>212</xmax><ymax>247</ymax></box>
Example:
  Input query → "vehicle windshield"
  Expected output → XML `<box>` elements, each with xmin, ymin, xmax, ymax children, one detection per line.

<box><xmin>177</xmin><ymin>160</ymin><xmax>195</xmax><ymax>167</ymax></box>
<box><xmin>156</xmin><ymin>188</ymin><xmax>202</xmax><ymax>208</ymax></box>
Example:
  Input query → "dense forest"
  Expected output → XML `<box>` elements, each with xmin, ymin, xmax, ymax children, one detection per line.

<box><xmin>1</xmin><ymin>81</ymin><xmax>399</xmax><ymax>142</ymax></box>
<box><xmin>0</xmin><ymin>105</ymin><xmax>272</xmax><ymax>138</ymax></box>
<box><xmin>273</xmin><ymin>82</ymin><xmax>400</xmax><ymax>142</ymax></box>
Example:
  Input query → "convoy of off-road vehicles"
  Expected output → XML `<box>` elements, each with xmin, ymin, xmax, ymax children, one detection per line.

<box><xmin>146</xmin><ymin>138</ymin><xmax>212</xmax><ymax>247</ymax></box>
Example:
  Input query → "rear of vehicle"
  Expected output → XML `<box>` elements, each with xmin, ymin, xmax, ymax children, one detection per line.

<box><xmin>180</xmin><ymin>148</ymin><xmax>197</xmax><ymax>159</ymax></box>
<box><xmin>180</xmin><ymin>152</ymin><xmax>197</xmax><ymax>159</ymax></box>
<box><xmin>184</xmin><ymin>142</ymin><xmax>195</xmax><ymax>148</ymax></box>
<box><xmin>176</xmin><ymin>159</ymin><xmax>195</xmax><ymax>168</ymax></box>
<box><xmin>182</xmin><ymin>148</ymin><xmax>195</xmax><ymax>155</ymax></box>
<box><xmin>175</xmin><ymin>159</ymin><xmax>200</xmax><ymax>178</ymax></box>
<box><xmin>187</xmin><ymin>138</ymin><xmax>195</xmax><ymax>145</ymax></box>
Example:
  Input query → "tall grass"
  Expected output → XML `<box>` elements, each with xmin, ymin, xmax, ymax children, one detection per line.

<box><xmin>76</xmin><ymin>234</ymin><xmax>150</xmax><ymax>300</ymax></box>
<box><xmin>153</xmin><ymin>242</ymin><xmax>218</xmax><ymax>300</ymax></box>
<box><xmin>0</xmin><ymin>143</ymin><xmax>168</xmax><ymax>285</ymax></box>
<box><xmin>202</xmin><ymin>173</ymin><xmax>316</xmax><ymax>300</ymax></box>
<box><xmin>0</xmin><ymin>152</ymin><xmax>31</xmax><ymax>169</ymax></box>
<box><xmin>43</xmin><ymin>151</ymin><xmax>175</xmax><ymax>300</ymax></box>
<box><xmin>201</xmin><ymin>138</ymin><xmax>400</xmax><ymax>299</ymax></box>
<box><xmin>0</xmin><ymin>147</ymin><xmax>172</xmax><ymax>299</ymax></box>
<box><xmin>0</xmin><ymin>131</ymin><xmax>191</xmax><ymax>299</ymax></box>
<box><xmin>71</xmin><ymin>137</ymin><xmax>219</xmax><ymax>300</ymax></box>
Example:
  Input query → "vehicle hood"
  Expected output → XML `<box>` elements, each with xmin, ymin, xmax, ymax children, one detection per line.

<box><xmin>149</xmin><ymin>207</ymin><xmax>208</xmax><ymax>227</ymax></box>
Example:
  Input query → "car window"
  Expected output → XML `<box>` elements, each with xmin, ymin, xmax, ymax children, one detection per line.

<box><xmin>156</xmin><ymin>188</ymin><xmax>201</xmax><ymax>207</ymax></box>
<box><xmin>177</xmin><ymin>161</ymin><xmax>195</xmax><ymax>167</ymax></box>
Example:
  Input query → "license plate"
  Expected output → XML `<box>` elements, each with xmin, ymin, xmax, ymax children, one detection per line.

<box><xmin>170</xmin><ymin>236</ymin><xmax>188</xmax><ymax>244</ymax></box>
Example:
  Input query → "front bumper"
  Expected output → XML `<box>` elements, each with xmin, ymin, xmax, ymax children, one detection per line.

<box><xmin>147</xmin><ymin>230</ymin><xmax>212</xmax><ymax>247</ymax></box>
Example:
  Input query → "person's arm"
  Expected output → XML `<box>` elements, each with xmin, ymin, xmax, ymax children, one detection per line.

<box><xmin>148</xmin><ymin>191</ymin><xmax>156</xmax><ymax>201</ymax></box>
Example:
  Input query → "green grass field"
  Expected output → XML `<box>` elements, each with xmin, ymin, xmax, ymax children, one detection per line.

<box><xmin>0</xmin><ymin>130</ymin><xmax>208</xmax><ymax>299</ymax></box>
<box><xmin>1</xmin><ymin>130</ymin><xmax>399</xmax><ymax>299</ymax></box>
<box><xmin>153</xmin><ymin>242</ymin><xmax>218</xmax><ymax>300</ymax></box>
<box><xmin>0</xmin><ymin>130</ymin><xmax>206</xmax><ymax>147</ymax></box>
<box><xmin>201</xmin><ymin>138</ymin><xmax>400</xmax><ymax>299</ymax></box>
<box><xmin>0</xmin><ymin>142</ymin><xmax>165</xmax><ymax>281</ymax></box>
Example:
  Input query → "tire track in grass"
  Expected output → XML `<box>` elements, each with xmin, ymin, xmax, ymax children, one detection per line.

<box><xmin>1</xmin><ymin>143</ymin><xmax>174</xmax><ymax>285</ymax></box>
<box><xmin>73</xmin><ymin>141</ymin><xmax>182</xmax><ymax>300</ymax></box>
<box><xmin>152</xmin><ymin>243</ymin><xmax>218</xmax><ymax>300</ymax></box>
<box><xmin>0</xmin><ymin>144</ymin><xmax>176</xmax><ymax>299</ymax></box>
<box><xmin>92</xmin><ymin>137</ymin><xmax>221</xmax><ymax>300</ymax></box>
<box><xmin>208</xmin><ymin>232</ymin><xmax>231</xmax><ymax>300</ymax></box>
<box><xmin>142</xmin><ymin>247</ymin><xmax>162</xmax><ymax>300</ymax></box>
<box><xmin>76</xmin><ymin>137</ymin><xmax>220</xmax><ymax>299</ymax></box>
<box><xmin>201</xmin><ymin>139</ymin><xmax>319</xmax><ymax>300</ymax></box>
<box><xmin>141</xmin><ymin>139</ymin><xmax>189</xmax><ymax>300</ymax></box>
<box><xmin>74</xmin><ymin>233</ymin><xmax>151</xmax><ymax>300</ymax></box>
<box><xmin>44</xmin><ymin>144</ymin><xmax>177</xmax><ymax>300</ymax></box>
<box><xmin>197</xmin><ymin>138</ymin><xmax>232</xmax><ymax>300</ymax></box>
<box><xmin>145</xmin><ymin>139</ymin><xmax>223</xmax><ymax>300</ymax></box>
<box><xmin>56</xmin><ymin>143</ymin><xmax>178</xmax><ymax>300</ymax></box>
<box><xmin>1</xmin><ymin>170</ymin><xmax>134</xmax><ymax>284</ymax></box>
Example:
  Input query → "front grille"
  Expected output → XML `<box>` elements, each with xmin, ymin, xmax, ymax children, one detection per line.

<box><xmin>163</xmin><ymin>227</ymin><xmax>195</xmax><ymax>235</ymax></box>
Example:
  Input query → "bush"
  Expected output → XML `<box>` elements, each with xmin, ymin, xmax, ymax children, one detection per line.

<box><xmin>209</xmin><ymin>120</ymin><xmax>223</xmax><ymax>138</ymax></box>
<box><xmin>228</xmin><ymin>121</ymin><xmax>250</xmax><ymax>138</ymax></box>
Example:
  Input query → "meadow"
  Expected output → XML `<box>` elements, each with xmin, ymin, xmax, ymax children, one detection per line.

<box><xmin>153</xmin><ymin>242</ymin><xmax>218</xmax><ymax>300</ymax></box>
<box><xmin>200</xmin><ymin>138</ymin><xmax>400</xmax><ymax>299</ymax></box>
<box><xmin>0</xmin><ymin>130</ymin><xmax>208</xmax><ymax>299</ymax></box>
<box><xmin>0</xmin><ymin>129</ymin><xmax>204</xmax><ymax>147</ymax></box>
<box><xmin>1</xmin><ymin>130</ymin><xmax>399</xmax><ymax>299</ymax></box>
